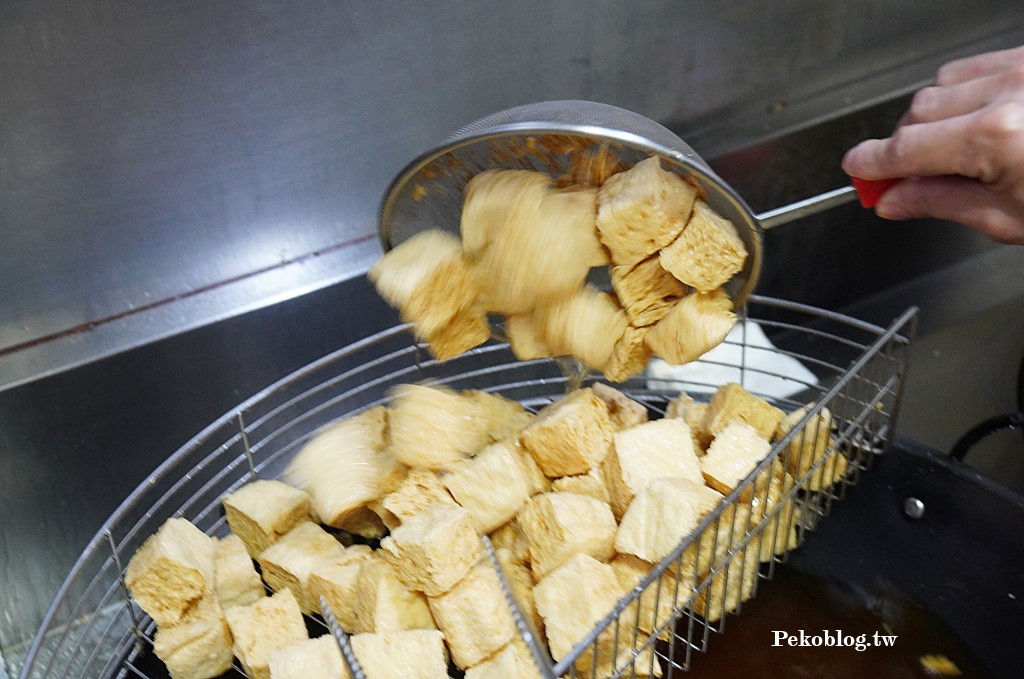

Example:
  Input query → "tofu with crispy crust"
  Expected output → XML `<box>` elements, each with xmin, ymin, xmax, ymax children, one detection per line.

<box><xmin>645</xmin><ymin>289</ymin><xmax>737</xmax><ymax>366</ymax></box>
<box><xmin>379</xmin><ymin>504</ymin><xmax>481</xmax><ymax>597</ymax></box>
<box><xmin>518</xmin><ymin>492</ymin><xmax>616</xmax><ymax>579</ymax></box>
<box><xmin>659</xmin><ymin>200</ymin><xmax>748</xmax><ymax>293</ymax></box>
<box><xmin>520</xmin><ymin>388</ymin><xmax>614</xmax><ymax>477</ymax></box>
<box><xmin>221</xmin><ymin>480</ymin><xmax>313</xmax><ymax>559</ymax></box>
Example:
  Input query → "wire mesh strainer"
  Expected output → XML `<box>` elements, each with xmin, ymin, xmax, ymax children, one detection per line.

<box><xmin>379</xmin><ymin>99</ymin><xmax>765</xmax><ymax>306</ymax></box>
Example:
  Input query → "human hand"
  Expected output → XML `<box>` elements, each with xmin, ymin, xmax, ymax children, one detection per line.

<box><xmin>842</xmin><ymin>45</ymin><xmax>1024</xmax><ymax>244</ymax></box>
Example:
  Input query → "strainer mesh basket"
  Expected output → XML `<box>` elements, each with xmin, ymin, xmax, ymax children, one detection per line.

<box><xmin>18</xmin><ymin>295</ymin><xmax>916</xmax><ymax>679</ymax></box>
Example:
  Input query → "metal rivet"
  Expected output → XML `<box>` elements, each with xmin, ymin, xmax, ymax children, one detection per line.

<box><xmin>903</xmin><ymin>497</ymin><xmax>925</xmax><ymax>519</ymax></box>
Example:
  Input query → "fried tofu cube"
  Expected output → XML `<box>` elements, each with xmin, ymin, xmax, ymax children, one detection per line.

<box><xmin>427</xmin><ymin>561</ymin><xmax>517</xmax><ymax>668</ymax></box>
<box><xmin>504</xmin><ymin>311</ymin><xmax>556</xmax><ymax>361</ymax></box>
<box><xmin>352</xmin><ymin>557</ymin><xmax>435</xmax><ymax>634</ymax></box>
<box><xmin>380</xmin><ymin>468</ymin><xmax>458</xmax><ymax>528</ymax></box>
<box><xmin>691</xmin><ymin>545</ymin><xmax>760</xmax><ymax>623</ymax></box>
<box><xmin>592</xmin><ymin>382</ymin><xmax>649</xmax><ymax>431</ymax></box>
<box><xmin>517</xmin><ymin>492</ymin><xmax>616</xmax><ymax>579</ymax></box>
<box><xmin>520</xmin><ymin>388</ymin><xmax>614</xmax><ymax>477</ymax></box>
<box><xmin>533</xmin><ymin>553</ymin><xmax>621</xmax><ymax>672</ymax></box>
<box><xmin>603</xmin><ymin>418</ymin><xmax>704</xmax><ymax>518</ymax></box>
<box><xmin>610</xmin><ymin>255</ymin><xmax>688</xmax><ymax>327</ymax></box>
<box><xmin>284</xmin><ymin>407</ymin><xmax>398</xmax><ymax>529</ymax></box>
<box><xmin>379</xmin><ymin>504</ymin><xmax>481</xmax><ymax>597</ymax></box>
<box><xmin>225</xmin><ymin>589</ymin><xmax>308</xmax><ymax>679</ymax></box>
<box><xmin>462</xmin><ymin>170</ymin><xmax>596</xmax><ymax>314</ymax></box>
<box><xmin>368</xmin><ymin>229</ymin><xmax>481</xmax><ymax>337</ymax></box>
<box><xmin>421</xmin><ymin>307</ymin><xmax>490</xmax><ymax>360</ymax></box>
<box><xmin>464</xmin><ymin>390</ymin><xmax>535</xmax><ymax>443</ymax></box>
<box><xmin>645</xmin><ymin>289</ymin><xmax>737</xmax><ymax>365</ymax></box>
<box><xmin>488</xmin><ymin>519</ymin><xmax>531</xmax><ymax>565</ymax></box>
<box><xmin>703</xmin><ymin>382</ymin><xmax>785</xmax><ymax>441</ymax></box>
<box><xmin>539</xmin><ymin>287</ymin><xmax>629</xmax><ymax>371</ymax></box>
<box><xmin>222</xmin><ymin>479</ymin><xmax>313</xmax><ymax>559</ymax></box>
<box><xmin>664</xmin><ymin>391</ymin><xmax>695</xmax><ymax>420</ymax></box>
<box><xmin>256</xmin><ymin>522</ymin><xmax>350</xmax><ymax>614</ymax></box>
<box><xmin>514</xmin><ymin>441</ymin><xmax>552</xmax><ymax>495</ymax></box>
<box><xmin>602</xmin><ymin>324</ymin><xmax>653</xmax><ymax>383</ymax></box>
<box><xmin>309</xmin><ymin>558</ymin><xmax>372</xmax><ymax>633</ymax></box>
<box><xmin>544</xmin><ymin>184</ymin><xmax>606</xmax><ymax>267</ymax></box>
<box><xmin>659</xmin><ymin>200</ymin><xmax>748</xmax><ymax>293</ymax></box>
<box><xmin>464</xmin><ymin>638</ymin><xmax>542</xmax><ymax>679</ymax></box>
<box><xmin>442</xmin><ymin>440</ymin><xmax>534</xmax><ymax>533</ymax></box>
<box><xmin>596</xmin><ymin>157</ymin><xmax>698</xmax><ymax>267</ymax></box>
<box><xmin>700</xmin><ymin>421</ymin><xmax>772</xmax><ymax>494</ymax></box>
<box><xmin>774</xmin><ymin>404</ymin><xmax>847</xmax><ymax>491</ymax></box>
<box><xmin>610</xmin><ymin>554</ymin><xmax>679</xmax><ymax>642</ymax></box>
<box><xmin>550</xmin><ymin>465</ymin><xmax>611</xmax><ymax>504</ymax></box>
<box><xmin>349</xmin><ymin>630</ymin><xmax>448</xmax><ymax>679</ymax></box>
<box><xmin>125</xmin><ymin>517</ymin><xmax>217</xmax><ymax>627</ymax></box>
<box><xmin>268</xmin><ymin>636</ymin><xmax>349</xmax><ymax>679</ymax></box>
<box><xmin>743</xmin><ymin>463</ymin><xmax>801</xmax><ymax>560</ymax></box>
<box><xmin>214</xmin><ymin>534</ymin><xmax>264</xmax><ymax>611</ymax></box>
<box><xmin>614</xmin><ymin>478</ymin><xmax>723</xmax><ymax>563</ymax></box>
<box><xmin>495</xmin><ymin>547</ymin><xmax>544</xmax><ymax>640</ymax></box>
<box><xmin>387</xmin><ymin>384</ymin><xmax>494</xmax><ymax>470</ymax></box>
<box><xmin>152</xmin><ymin>597</ymin><xmax>234</xmax><ymax>679</ymax></box>
<box><xmin>594</xmin><ymin>631</ymin><xmax>664</xmax><ymax>678</ymax></box>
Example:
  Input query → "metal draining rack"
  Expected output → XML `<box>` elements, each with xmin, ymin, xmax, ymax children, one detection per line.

<box><xmin>18</xmin><ymin>296</ymin><xmax>917</xmax><ymax>679</ymax></box>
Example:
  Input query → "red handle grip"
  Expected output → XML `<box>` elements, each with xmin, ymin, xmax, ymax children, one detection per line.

<box><xmin>850</xmin><ymin>177</ymin><xmax>901</xmax><ymax>208</ymax></box>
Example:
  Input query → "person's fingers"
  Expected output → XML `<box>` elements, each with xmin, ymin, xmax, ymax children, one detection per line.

<box><xmin>841</xmin><ymin>114</ymin><xmax>981</xmax><ymax>181</ymax></box>
<box><xmin>936</xmin><ymin>44</ymin><xmax>1024</xmax><ymax>85</ymax></box>
<box><xmin>875</xmin><ymin>176</ymin><xmax>1024</xmax><ymax>244</ymax></box>
<box><xmin>901</xmin><ymin>74</ymin><xmax>1001</xmax><ymax>125</ymax></box>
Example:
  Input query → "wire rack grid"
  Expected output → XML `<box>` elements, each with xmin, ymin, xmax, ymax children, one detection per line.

<box><xmin>16</xmin><ymin>295</ymin><xmax>917</xmax><ymax>679</ymax></box>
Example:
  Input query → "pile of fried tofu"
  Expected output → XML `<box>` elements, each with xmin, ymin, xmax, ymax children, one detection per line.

<box><xmin>125</xmin><ymin>380</ymin><xmax>848</xmax><ymax>679</ymax></box>
<box><xmin>369</xmin><ymin>157</ymin><xmax>748</xmax><ymax>380</ymax></box>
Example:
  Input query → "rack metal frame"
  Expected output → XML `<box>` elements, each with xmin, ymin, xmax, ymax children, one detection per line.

<box><xmin>18</xmin><ymin>296</ymin><xmax>917</xmax><ymax>678</ymax></box>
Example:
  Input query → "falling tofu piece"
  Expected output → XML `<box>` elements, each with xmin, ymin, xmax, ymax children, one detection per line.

<box><xmin>427</xmin><ymin>561</ymin><xmax>517</xmax><ymax>669</ymax></box>
<box><xmin>611</xmin><ymin>254</ymin><xmax>688</xmax><ymax>327</ymax></box>
<box><xmin>125</xmin><ymin>517</ymin><xmax>217</xmax><ymax>627</ymax></box>
<box><xmin>349</xmin><ymin>630</ymin><xmax>449</xmax><ymax>679</ymax></box>
<box><xmin>533</xmin><ymin>553</ymin><xmax>622</xmax><ymax>674</ymax></box>
<box><xmin>646</xmin><ymin>289</ymin><xmax>737</xmax><ymax>365</ymax></box>
<box><xmin>462</xmin><ymin>169</ymin><xmax>598</xmax><ymax>313</ymax></box>
<box><xmin>307</xmin><ymin>546</ymin><xmax>375</xmax><ymax>632</ymax></box>
<box><xmin>592</xmin><ymin>382</ymin><xmax>649</xmax><ymax>431</ymax></box>
<box><xmin>543</xmin><ymin>184</ymin><xmax>607</xmax><ymax>267</ymax></box>
<box><xmin>379</xmin><ymin>468</ymin><xmax>458</xmax><ymax>529</ymax></box>
<box><xmin>420</xmin><ymin>307</ymin><xmax>491</xmax><ymax>361</ymax></box>
<box><xmin>464</xmin><ymin>637</ymin><xmax>543</xmax><ymax>679</ymax></box>
<box><xmin>596</xmin><ymin>156</ymin><xmax>698</xmax><ymax>267</ymax></box>
<box><xmin>387</xmin><ymin>384</ymin><xmax>493</xmax><ymax>471</ymax></box>
<box><xmin>442</xmin><ymin>439</ymin><xmax>534</xmax><ymax>533</ymax></box>
<box><xmin>703</xmin><ymin>382</ymin><xmax>786</xmax><ymax>441</ymax></box>
<box><xmin>602</xmin><ymin>324</ymin><xmax>653</xmax><ymax>383</ymax></box>
<box><xmin>551</xmin><ymin>465</ymin><xmax>611</xmax><ymax>504</ymax></box>
<box><xmin>368</xmin><ymin>229</ymin><xmax>481</xmax><ymax>338</ymax></box>
<box><xmin>379</xmin><ymin>504</ymin><xmax>482</xmax><ymax>597</ymax></box>
<box><xmin>225</xmin><ymin>589</ymin><xmax>309</xmax><ymax>679</ymax></box>
<box><xmin>517</xmin><ymin>492</ymin><xmax>617</xmax><ymax>580</ymax></box>
<box><xmin>603</xmin><ymin>418</ymin><xmax>704</xmax><ymax>519</ymax></box>
<box><xmin>352</xmin><ymin>556</ymin><xmax>435</xmax><ymax>634</ymax></box>
<box><xmin>153</xmin><ymin>596</ymin><xmax>234</xmax><ymax>679</ymax></box>
<box><xmin>214</xmin><ymin>534</ymin><xmax>264</xmax><ymax>611</ymax></box>
<box><xmin>284</xmin><ymin>406</ymin><xmax>400</xmax><ymax>529</ymax></box>
<box><xmin>615</xmin><ymin>477</ymin><xmax>723</xmax><ymax>563</ymax></box>
<box><xmin>504</xmin><ymin>311</ymin><xmax>556</xmax><ymax>361</ymax></box>
<box><xmin>774</xmin><ymin>404</ymin><xmax>848</xmax><ymax>491</ymax></box>
<box><xmin>520</xmin><ymin>387</ymin><xmax>614</xmax><ymax>477</ymax></box>
<box><xmin>257</xmin><ymin>521</ymin><xmax>351</xmax><ymax>614</ymax></box>
<box><xmin>700</xmin><ymin>422</ymin><xmax>772</xmax><ymax>494</ymax></box>
<box><xmin>222</xmin><ymin>480</ymin><xmax>313</xmax><ymax>559</ymax></box>
<box><xmin>539</xmin><ymin>286</ymin><xmax>629</xmax><ymax>371</ymax></box>
<box><xmin>268</xmin><ymin>636</ymin><xmax>350</xmax><ymax>679</ymax></box>
<box><xmin>660</xmin><ymin>199</ymin><xmax>748</xmax><ymax>292</ymax></box>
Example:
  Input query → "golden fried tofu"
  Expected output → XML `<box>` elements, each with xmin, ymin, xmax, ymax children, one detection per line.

<box><xmin>660</xmin><ymin>200</ymin><xmax>747</xmax><ymax>293</ymax></box>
